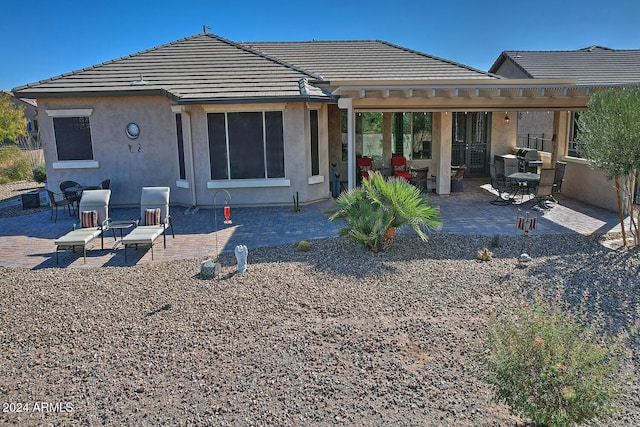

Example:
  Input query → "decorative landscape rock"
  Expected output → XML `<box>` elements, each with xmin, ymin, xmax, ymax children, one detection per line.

<box><xmin>0</xmin><ymin>234</ymin><xmax>638</xmax><ymax>426</ymax></box>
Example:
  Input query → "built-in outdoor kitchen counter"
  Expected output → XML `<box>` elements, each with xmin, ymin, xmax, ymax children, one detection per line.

<box><xmin>494</xmin><ymin>147</ymin><xmax>552</xmax><ymax>176</ymax></box>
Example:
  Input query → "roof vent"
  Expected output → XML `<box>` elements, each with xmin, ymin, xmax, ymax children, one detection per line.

<box><xmin>131</xmin><ymin>74</ymin><xmax>148</xmax><ymax>86</ymax></box>
<box><xmin>298</xmin><ymin>78</ymin><xmax>309</xmax><ymax>95</ymax></box>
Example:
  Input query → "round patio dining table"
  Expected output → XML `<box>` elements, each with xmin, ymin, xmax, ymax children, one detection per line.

<box><xmin>507</xmin><ymin>172</ymin><xmax>540</xmax><ymax>202</ymax></box>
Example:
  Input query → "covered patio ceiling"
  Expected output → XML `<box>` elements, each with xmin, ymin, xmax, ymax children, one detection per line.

<box><xmin>329</xmin><ymin>78</ymin><xmax>613</xmax><ymax>111</ymax></box>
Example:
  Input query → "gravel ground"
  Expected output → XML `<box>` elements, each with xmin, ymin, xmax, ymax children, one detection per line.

<box><xmin>0</xmin><ymin>180</ymin><xmax>48</xmax><ymax>218</ymax></box>
<box><xmin>1</xmin><ymin>229</ymin><xmax>639</xmax><ymax>426</ymax></box>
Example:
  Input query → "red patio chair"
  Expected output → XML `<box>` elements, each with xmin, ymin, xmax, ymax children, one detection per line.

<box><xmin>391</xmin><ymin>156</ymin><xmax>412</xmax><ymax>180</ymax></box>
<box><xmin>357</xmin><ymin>156</ymin><xmax>373</xmax><ymax>181</ymax></box>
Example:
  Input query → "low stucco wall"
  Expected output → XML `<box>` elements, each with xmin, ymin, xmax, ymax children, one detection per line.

<box><xmin>562</xmin><ymin>159</ymin><xmax>618</xmax><ymax>211</ymax></box>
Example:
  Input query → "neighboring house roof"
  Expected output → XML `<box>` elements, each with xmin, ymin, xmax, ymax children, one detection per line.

<box><xmin>489</xmin><ymin>46</ymin><xmax>640</xmax><ymax>85</ymax></box>
<box><xmin>13</xmin><ymin>34</ymin><xmax>332</xmax><ymax>103</ymax></box>
<box><xmin>13</xmin><ymin>33</ymin><xmax>498</xmax><ymax>103</ymax></box>
<box><xmin>240</xmin><ymin>40</ymin><xmax>497</xmax><ymax>82</ymax></box>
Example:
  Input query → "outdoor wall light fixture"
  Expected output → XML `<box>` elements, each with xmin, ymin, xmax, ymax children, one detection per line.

<box><xmin>504</xmin><ymin>114</ymin><xmax>510</xmax><ymax>124</ymax></box>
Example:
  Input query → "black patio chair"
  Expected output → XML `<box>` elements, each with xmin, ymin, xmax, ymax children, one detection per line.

<box><xmin>551</xmin><ymin>161</ymin><xmax>567</xmax><ymax>203</ymax></box>
<box><xmin>59</xmin><ymin>180</ymin><xmax>82</xmax><ymax>212</ymax></box>
<box><xmin>489</xmin><ymin>163</ymin><xmax>514</xmax><ymax>205</ymax></box>
<box><xmin>45</xmin><ymin>189</ymin><xmax>74</xmax><ymax>222</ymax></box>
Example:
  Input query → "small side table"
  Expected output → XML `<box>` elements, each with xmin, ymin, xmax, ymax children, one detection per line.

<box><xmin>108</xmin><ymin>220</ymin><xmax>137</xmax><ymax>247</ymax></box>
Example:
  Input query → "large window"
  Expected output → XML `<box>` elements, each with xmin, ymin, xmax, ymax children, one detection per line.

<box><xmin>392</xmin><ymin>112</ymin><xmax>432</xmax><ymax>159</ymax></box>
<box><xmin>207</xmin><ymin>111</ymin><xmax>285</xmax><ymax>180</ymax></box>
<box><xmin>53</xmin><ymin>116</ymin><xmax>93</xmax><ymax>161</ymax></box>
<box><xmin>175</xmin><ymin>114</ymin><xmax>186</xmax><ymax>180</ymax></box>
<box><xmin>310</xmin><ymin>110</ymin><xmax>319</xmax><ymax>176</ymax></box>
<box><xmin>340</xmin><ymin>111</ymin><xmax>432</xmax><ymax>161</ymax></box>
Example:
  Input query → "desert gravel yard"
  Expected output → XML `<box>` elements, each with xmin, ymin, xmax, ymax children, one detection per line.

<box><xmin>1</xmin><ymin>233</ymin><xmax>639</xmax><ymax>426</ymax></box>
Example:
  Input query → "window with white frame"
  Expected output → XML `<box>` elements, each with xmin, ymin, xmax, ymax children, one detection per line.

<box><xmin>310</xmin><ymin>110</ymin><xmax>320</xmax><ymax>176</ymax></box>
<box><xmin>207</xmin><ymin>111</ymin><xmax>285</xmax><ymax>180</ymax></box>
<box><xmin>52</xmin><ymin>116</ymin><xmax>93</xmax><ymax>161</ymax></box>
<box><xmin>175</xmin><ymin>113</ymin><xmax>186</xmax><ymax>180</ymax></box>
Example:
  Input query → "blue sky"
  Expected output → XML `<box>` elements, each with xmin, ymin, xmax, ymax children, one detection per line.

<box><xmin>2</xmin><ymin>0</ymin><xmax>639</xmax><ymax>90</ymax></box>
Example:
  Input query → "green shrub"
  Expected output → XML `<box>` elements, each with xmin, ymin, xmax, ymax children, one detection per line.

<box><xmin>32</xmin><ymin>162</ymin><xmax>46</xmax><ymax>183</ymax></box>
<box><xmin>3</xmin><ymin>154</ymin><xmax>32</xmax><ymax>181</ymax></box>
<box><xmin>479</xmin><ymin>289</ymin><xmax>629</xmax><ymax>427</ymax></box>
<box><xmin>0</xmin><ymin>146</ymin><xmax>32</xmax><ymax>182</ymax></box>
<box><xmin>298</xmin><ymin>240</ymin><xmax>311</xmax><ymax>251</ymax></box>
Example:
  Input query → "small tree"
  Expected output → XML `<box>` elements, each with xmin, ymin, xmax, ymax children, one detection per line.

<box><xmin>0</xmin><ymin>92</ymin><xmax>27</xmax><ymax>144</ymax></box>
<box><xmin>578</xmin><ymin>84</ymin><xmax>640</xmax><ymax>244</ymax></box>
<box><xmin>328</xmin><ymin>171</ymin><xmax>441</xmax><ymax>252</ymax></box>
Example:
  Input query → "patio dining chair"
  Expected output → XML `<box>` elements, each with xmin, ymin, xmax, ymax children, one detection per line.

<box><xmin>356</xmin><ymin>156</ymin><xmax>373</xmax><ymax>184</ymax></box>
<box><xmin>59</xmin><ymin>180</ymin><xmax>82</xmax><ymax>212</ymax></box>
<box><xmin>534</xmin><ymin>168</ymin><xmax>556</xmax><ymax>208</ymax></box>
<box><xmin>46</xmin><ymin>189</ymin><xmax>74</xmax><ymax>222</ymax></box>
<box><xmin>489</xmin><ymin>163</ymin><xmax>514</xmax><ymax>205</ymax></box>
<box><xmin>391</xmin><ymin>156</ymin><xmax>413</xmax><ymax>180</ymax></box>
<box><xmin>551</xmin><ymin>161</ymin><xmax>566</xmax><ymax>203</ymax></box>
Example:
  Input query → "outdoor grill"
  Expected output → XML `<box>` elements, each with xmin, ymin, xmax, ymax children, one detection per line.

<box><xmin>515</xmin><ymin>148</ymin><xmax>543</xmax><ymax>173</ymax></box>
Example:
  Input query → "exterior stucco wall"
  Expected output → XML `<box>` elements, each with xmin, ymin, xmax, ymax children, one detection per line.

<box><xmin>39</xmin><ymin>96</ymin><xmax>331</xmax><ymax>208</ymax></box>
<box><xmin>490</xmin><ymin>114</ymin><xmax>517</xmax><ymax>159</ymax></box>
<box><xmin>188</xmin><ymin>102</ymin><xmax>330</xmax><ymax>207</ymax></box>
<box><xmin>561</xmin><ymin>160</ymin><xmax>618</xmax><ymax>211</ymax></box>
<box><xmin>39</xmin><ymin>96</ymin><xmax>181</xmax><ymax>207</ymax></box>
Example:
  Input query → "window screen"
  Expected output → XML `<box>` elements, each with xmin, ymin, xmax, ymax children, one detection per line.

<box><xmin>310</xmin><ymin>110</ymin><xmax>319</xmax><ymax>176</ymax></box>
<box><xmin>175</xmin><ymin>114</ymin><xmax>186</xmax><ymax>180</ymax></box>
<box><xmin>53</xmin><ymin>117</ymin><xmax>93</xmax><ymax>161</ymax></box>
<box><xmin>207</xmin><ymin>113</ymin><xmax>228</xmax><ymax>180</ymax></box>
<box><xmin>207</xmin><ymin>111</ymin><xmax>285</xmax><ymax>180</ymax></box>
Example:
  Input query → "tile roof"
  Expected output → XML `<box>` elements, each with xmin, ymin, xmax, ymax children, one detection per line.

<box><xmin>240</xmin><ymin>40</ymin><xmax>496</xmax><ymax>82</ymax></box>
<box><xmin>489</xmin><ymin>46</ymin><xmax>640</xmax><ymax>85</ymax></box>
<box><xmin>13</xmin><ymin>34</ymin><xmax>331</xmax><ymax>103</ymax></box>
<box><xmin>14</xmin><ymin>34</ymin><xmax>497</xmax><ymax>102</ymax></box>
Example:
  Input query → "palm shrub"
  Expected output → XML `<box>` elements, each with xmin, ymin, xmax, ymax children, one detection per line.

<box><xmin>329</xmin><ymin>171</ymin><xmax>440</xmax><ymax>252</ymax></box>
<box><xmin>479</xmin><ymin>289</ymin><xmax>630</xmax><ymax>427</ymax></box>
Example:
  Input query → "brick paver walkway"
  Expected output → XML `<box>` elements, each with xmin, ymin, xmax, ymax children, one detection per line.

<box><xmin>0</xmin><ymin>180</ymin><xmax>623</xmax><ymax>269</ymax></box>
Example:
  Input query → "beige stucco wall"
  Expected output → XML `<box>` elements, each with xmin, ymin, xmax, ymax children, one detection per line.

<box><xmin>39</xmin><ymin>96</ymin><xmax>180</xmax><ymax>206</ymax></box>
<box><xmin>39</xmin><ymin>96</ymin><xmax>331</xmax><ymax>208</ymax></box>
<box><xmin>561</xmin><ymin>160</ymin><xmax>619</xmax><ymax>211</ymax></box>
<box><xmin>490</xmin><ymin>113</ymin><xmax>517</xmax><ymax>158</ymax></box>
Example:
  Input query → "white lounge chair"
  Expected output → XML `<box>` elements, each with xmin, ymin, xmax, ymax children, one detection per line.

<box><xmin>54</xmin><ymin>189</ymin><xmax>111</xmax><ymax>265</ymax></box>
<box><xmin>121</xmin><ymin>187</ymin><xmax>175</xmax><ymax>262</ymax></box>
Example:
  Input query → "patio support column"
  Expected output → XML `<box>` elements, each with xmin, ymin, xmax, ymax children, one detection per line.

<box><xmin>552</xmin><ymin>111</ymin><xmax>570</xmax><ymax>165</ymax></box>
<box><xmin>338</xmin><ymin>98</ymin><xmax>355</xmax><ymax>189</ymax></box>
<box><xmin>382</xmin><ymin>113</ymin><xmax>392</xmax><ymax>166</ymax></box>
<box><xmin>433</xmin><ymin>112</ymin><xmax>452</xmax><ymax>194</ymax></box>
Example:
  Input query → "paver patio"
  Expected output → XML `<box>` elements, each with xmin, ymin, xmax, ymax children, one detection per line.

<box><xmin>0</xmin><ymin>180</ymin><xmax>624</xmax><ymax>269</ymax></box>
